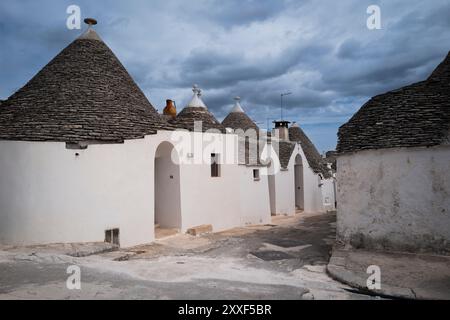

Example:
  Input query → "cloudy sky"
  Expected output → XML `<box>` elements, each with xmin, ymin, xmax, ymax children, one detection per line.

<box><xmin>1</xmin><ymin>0</ymin><xmax>449</xmax><ymax>152</ymax></box>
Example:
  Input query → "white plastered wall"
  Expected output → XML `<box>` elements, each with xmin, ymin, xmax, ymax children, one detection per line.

<box><xmin>237</xmin><ymin>165</ymin><xmax>271</xmax><ymax>226</ymax></box>
<box><xmin>262</xmin><ymin>143</ymin><xmax>295</xmax><ymax>216</ymax></box>
<box><xmin>262</xmin><ymin>142</ymin><xmax>327</xmax><ymax>216</ymax></box>
<box><xmin>0</xmin><ymin>130</ymin><xmax>260</xmax><ymax>246</ymax></box>
<box><xmin>0</xmin><ymin>137</ymin><xmax>158</xmax><ymax>248</ymax></box>
<box><xmin>273</xmin><ymin>166</ymin><xmax>296</xmax><ymax>216</ymax></box>
<box><xmin>0</xmin><ymin>128</ymin><xmax>331</xmax><ymax>248</ymax></box>
<box><xmin>321</xmin><ymin>178</ymin><xmax>336</xmax><ymax>211</ymax></box>
<box><xmin>336</xmin><ymin>145</ymin><xmax>450</xmax><ymax>253</ymax></box>
<box><xmin>173</xmin><ymin>131</ymin><xmax>243</xmax><ymax>232</ymax></box>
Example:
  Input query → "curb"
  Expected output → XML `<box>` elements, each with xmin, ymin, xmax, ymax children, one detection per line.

<box><xmin>326</xmin><ymin>249</ymin><xmax>450</xmax><ymax>300</ymax></box>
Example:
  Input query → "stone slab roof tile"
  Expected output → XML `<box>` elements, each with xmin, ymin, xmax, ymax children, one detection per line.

<box><xmin>272</xmin><ymin>140</ymin><xmax>296</xmax><ymax>169</ymax></box>
<box><xmin>222</xmin><ymin>112</ymin><xmax>259</xmax><ymax>131</ymax></box>
<box><xmin>170</xmin><ymin>107</ymin><xmax>225</xmax><ymax>132</ymax></box>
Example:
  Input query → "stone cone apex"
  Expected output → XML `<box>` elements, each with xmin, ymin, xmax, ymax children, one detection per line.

<box><xmin>231</xmin><ymin>97</ymin><xmax>244</xmax><ymax>113</ymax></box>
<box><xmin>77</xmin><ymin>28</ymin><xmax>102</xmax><ymax>41</ymax></box>
<box><xmin>78</xmin><ymin>18</ymin><xmax>101</xmax><ymax>41</ymax></box>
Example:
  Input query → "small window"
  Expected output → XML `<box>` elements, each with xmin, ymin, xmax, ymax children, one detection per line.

<box><xmin>211</xmin><ymin>153</ymin><xmax>221</xmax><ymax>177</ymax></box>
<box><xmin>253</xmin><ymin>169</ymin><xmax>260</xmax><ymax>181</ymax></box>
<box><xmin>105</xmin><ymin>228</ymin><xmax>120</xmax><ymax>246</ymax></box>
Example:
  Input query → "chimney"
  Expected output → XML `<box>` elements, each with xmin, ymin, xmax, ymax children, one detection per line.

<box><xmin>272</xmin><ymin>120</ymin><xmax>290</xmax><ymax>141</ymax></box>
<box><xmin>163</xmin><ymin>99</ymin><xmax>177</xmax><ymax>119</ymax></box>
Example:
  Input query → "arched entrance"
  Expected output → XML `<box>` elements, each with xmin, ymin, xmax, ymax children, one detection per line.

<box><xmin>267</xmin><ymin>159</ymin><xmax>276</xmax><ymax>215</ymax></box>
<box><xmin>154</xmin><ymin>141</ymin><xmax>181</xmax><ymax>238</ymax></box>
<box><xmin>294</xmin><ymin>154</ymin><xmax>304</xmax><ymax>211</ymax></box>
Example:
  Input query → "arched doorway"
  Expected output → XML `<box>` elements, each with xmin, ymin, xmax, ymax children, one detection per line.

<box><xmin>154</xmin><ymin>141</ymin><xmax>181</xmax><ymax>238</ymax></box>
<box><xmin>294</xmin><ymin>154</ymin><xmax>304</xmax><ymax>211</ymax></box>
<box><xmin>267</xmin><ymin>159</ymin><xmax>276</xmax><ymax>215</ymax></box>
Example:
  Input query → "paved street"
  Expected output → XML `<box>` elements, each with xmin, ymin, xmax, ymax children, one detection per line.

<box><xmin>0</xmin><ymin>212</ymin><xmax>377</xmax><ymax>299</ymax></box>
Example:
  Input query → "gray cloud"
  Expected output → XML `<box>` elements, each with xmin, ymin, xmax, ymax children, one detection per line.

<box><xmin>196</xmin><ymin>0</ymin><xmax>292</xmax><ymax>28</ymax></box>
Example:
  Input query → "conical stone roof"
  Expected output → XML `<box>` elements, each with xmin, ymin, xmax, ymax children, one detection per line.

<box><xmin>222</xmin><ymin>97</ymin><xmax>259</xmax><ymax>131</ymax></box>
<box><xmin>337</xmin><ymin>51</ymin><xmax>450</xmax><ymax>153</ymax></box>
<box><xmin>220</xmin><ymin>97</ymin><xmax>261</xmax><ymax>165</ymax></box>
<box><xmin>0</xmin><ymin>27</ymin><xmax>170</xmax><ymax>143</ymax></box>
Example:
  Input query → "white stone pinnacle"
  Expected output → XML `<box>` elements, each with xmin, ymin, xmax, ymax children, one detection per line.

<box><xmin>187</xmin><ymin>84</ymin><xmax>207</xmax><ymax>109</ymax></box>
<box><xmin>231</xmin><ymin>96</ymin><xmax>244</xmax><ymax>113</ymax></box>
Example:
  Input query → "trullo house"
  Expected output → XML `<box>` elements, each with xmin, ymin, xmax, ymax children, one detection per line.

<box><xmin>335</xmin><ymin>51</ymin><xmax>450</xmax><ymax>254</ymax></box>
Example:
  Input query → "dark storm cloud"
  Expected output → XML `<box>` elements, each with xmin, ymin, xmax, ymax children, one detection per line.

<box><xmin>337</xmin><ymin>39</ymin><xmax>362</xmax><ymax>60</ymax></box>
<box><xmin>1</xmin><ymin>0</ymin><xmax>449</xmax><ymax>152</ymax></box>
<box><xmin>326</xmin><ymin>2</ymin><xmax>450</xmax><ymax>98</ymax></box>
<box><xmin>175</xmin><ymin>43</ymin><xmax>331</xmax><ymax>89</ymax></box>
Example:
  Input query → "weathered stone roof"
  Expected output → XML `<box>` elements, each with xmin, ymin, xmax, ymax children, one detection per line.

<box><xmin>222</xmin><ymin>112</ymin><xmax>259</xmax><ymax>131</ymax></box>
<box><xmin>222</xmin><ymin>97</ymin><xmax>259</xmax><ymax>131</ymax></box>
<box><xmin>272</xmin><ymin>140</ymin><xmax>296</xmax><ymax>169</ymax></box>
<box><xmin>289</xmin><ymin>124</ymin><xmax>331</xmax><ymax>178</ymax></box>
<box><xmin>221</xmin><ymin>97</ymin><xmax>261</xmax><ymax>165</ymax></box>
<box><xmin>0</xmin><ymin>28</ymin><xmax>171</xmax><ymax>143</ymax></box>
<box><xmin>337</xmin><ymin>51</ymin><xmax>450</xmax><ymax>154</ymax></box>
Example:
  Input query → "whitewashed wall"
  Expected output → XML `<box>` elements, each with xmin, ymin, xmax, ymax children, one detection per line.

<box><xmin>293</xmin><ymin>143</ymin><xmax>326</xmax><ymax>213</ymax></box>
<box><xmin>0</xmin><ymin>128</ymin><xmax>331</xmax><ymax>248</ymax></box>
<box><xmin>336</xmin><ymin>145</ymin><xmax>450</xmax><ymax>254</ymax></box>
<box><xmin>237</xmin><ymin>165</ymin><xmax>271</xmax><ymax>226</ymax></box>
<box><xmin>272</xmin><ymin>167</ymin><xmax>296</xmax><ymax>216</ymax></box>
<box><xmin>321</xmin><ymin>178</ymin><xmax>336</xmax><ymax>211</ymax></box>
<box><xmin>175</xmin><ymin>132</ymin><xmax>243</xmax><ymax>232</ymax></box>
<box><xmin>263</xmin><ymin>142</ymin><xmax>328</xmax><ymax>215</ymax></box>
<box><xmin>263</xmin><ymin>143</ymin><xmax>295</xmax><ymax>216</ymax></box>
<box><xmin>0</xmin><ymin>138</ymin><xmax>157</xmax><ymax>248</ymax></box>
<box><xmin>0</xmin><ymin>128</ymin><xmax>277</xmax><ymax>247</ymax></box>
<box><xmin>0</xmin><ymin>130</ymin><xmax>257</xmax><ymax>247</ymax></box>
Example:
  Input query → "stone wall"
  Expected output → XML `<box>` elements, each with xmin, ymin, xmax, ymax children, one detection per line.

<box><xmin>336</xmin><ymin>145</ymin><xmax>450</xmax><ymax>254</ymax></box>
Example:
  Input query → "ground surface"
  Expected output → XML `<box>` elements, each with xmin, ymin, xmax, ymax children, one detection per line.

<box><xmin>328</xmin><ymin>247</ymin><xmax>450</xmax><ymax>299</ymax></box>
<box><xmin>0</xmin><ymin>211</ymin><xmax>378</xmax><ymax>300</ymax></box>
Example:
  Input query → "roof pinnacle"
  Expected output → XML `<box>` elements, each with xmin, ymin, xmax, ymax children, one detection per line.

<box><xmin>84</xmin><ymin>18</ymin><xmax>98</xmax><ymax>27</ymax></box>
<box><xmin>231</xmin><ymin>96</ymin><xmax>244</xmax><ymax>113</ymax></box>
